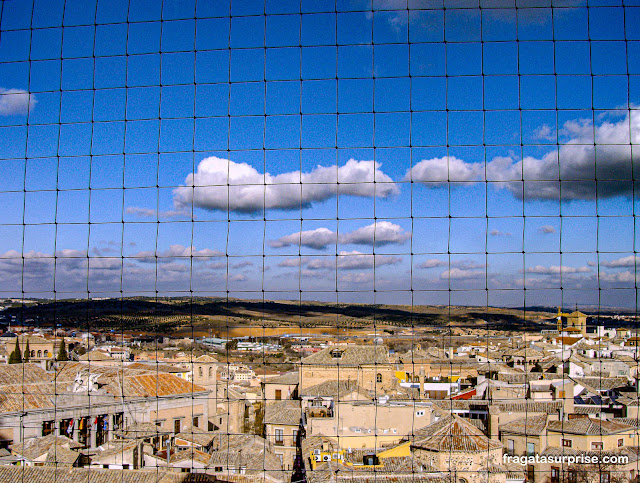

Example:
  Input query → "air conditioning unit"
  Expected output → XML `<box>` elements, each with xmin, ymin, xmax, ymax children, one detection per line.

<box><xmin>314</xmin><ymin>455</ymin><xmax>322</xmax><ymax>462</ymax></box>
<box><xmin>322</xmin><ymin>455</ymin><xmax>331</xmax><ymax>462</ymax></box>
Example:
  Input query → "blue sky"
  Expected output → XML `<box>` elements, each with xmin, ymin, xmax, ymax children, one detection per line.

<box><xmin>0</xmin><ymin>0</ymin><xmax>639</xmax><ymax>309</ymax></box>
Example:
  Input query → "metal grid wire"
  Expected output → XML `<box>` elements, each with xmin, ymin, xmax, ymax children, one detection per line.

<box><xmin>0</xmin><ymin>0</ymin><xmax>638</xmax><ymax>482</ymax></box>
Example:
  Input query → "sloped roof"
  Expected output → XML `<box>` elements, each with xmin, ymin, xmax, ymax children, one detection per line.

<box><xmin>43</xmin><ymin>443</ymin><xmax>80</xmax><ymax>467</ymax></box>
<box><xmin>302</xmin><ymin>345</ymin><xmax>389</xmax><ymax>366</ymax></box>
<box><xmin>265</xmin><ymin>400</ymin><xmax>302</xmax><ymax>426</ymax></box>
<box><xmin>264</xmin><ymin>371</ymin><xmax>299</xmax><ymax>385</ymax></box>
<box><xmin>547</xmin><ymin>418</ymin><xmax>632</xmax><ymax>435</ymax></box>
<box><xmin>209</xmin><ymin>434</ymin><xmax>283</xmax><ymax>473</ymax></box>
<box><xmin>78</xmin><ymin>351</ymin><xmax>113</xmax><ymax>361</ymax></box>
<box><xmin>499</xmin><ymin>414</ymin><xmax>548</xmax><ymax>435</ymax></box>
<box><xmin>11</xmin><ymin>435</ymin><xmax>82</xmax><ymax>461</ymax></box>
<box><xmin>175</xmin><ymin>426</ymin><xmax>217</xmax><ymax>447</ymax></box>
<box><xmin>0</xmin><ymin>363</ymin><xmax>50</xmax><ymax>385</ymax></box>
<box><xmin>301</xmin><ymin>380</ymin><xmax>359</xmax><ymax>398</ymax></box>
<box><xmin>0</xmin><ymin>466</ymin><xmax>196</xmax><ymax>483</ymax></box>
<box><xmin>412</xmin><ymin>415</ymin><xmax>503</xmax><ymax>453</ymax></box>
<box><xmin>194</xmin><ymin>354</ymin><xmax>218</xmax><ymax>363</ymax></box>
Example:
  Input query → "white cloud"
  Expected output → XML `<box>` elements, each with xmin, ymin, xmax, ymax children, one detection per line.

<box><xmin>0</xmin><ymin>88</ymin><xmax>36</xmax><ymax>116</ymax></box>
<box><xmin>405</xmin><ymin>156</ymin><xmax>483</xmax><ymax>185</ymax></box>
<box><xmin>490</xmin><ymin>230</ymin><xmax>512</xmax><ymax>237</ymax></box>
<box><xmin>131</xmin><ymin>245</ymin><xmax>224</xmax><ymax>261</ymax></box>
<box><xmin>269</xmin><ymin>222</ymin><xmax>411</xmax><ymax>250</ymax></box>
<box><xmin>599</xmin><ymin>271</ymin><xmax>638</xmax><ymax>283</ymax></box>
<box><xmin>339</xmin><ymin>272</ymin><xmax>375</xmax><ymax>284</ymax></box>
<box><xmin>125</xmin><ymin>207</ymin><xmax>191</xmax><ymax>219</ymax></box>
<box><xmin>526</xmin><ymin>265</ymin><xmax>592</xmax><ymax>275</ymax></box>
<box><xmin>533</xmin><ymin>124</ymin><xmax>555</xmax><ymax>141</ymax></box>
<box><xmin>406</xmin><ymin>111</ymin><xmax>640</xmax><ymax>200</ymax></box>
<box><xmin>419</xmin><ymin>259</ymin><xmax>448</xmax><ymax>269</ymax></box>
<box><xmin>174</xmin><ymin>157</ymin><xmax>399</xmax><ymax>214</ymax></box>
<box><xmin>440</xmin><ymin>268</ymin><xmax>484</xmax><ymax>280</ymax></box>
<box><xmin>278</xmin><ymin>252</ymin><xmax>401</xmax><ymax>271</ymax></box>
<box><xmin>420</xmin><ymin>259</ymin><xmax>485</xmax><ymax>270</ymax></box>
<box><xmin>539</xmin><ymin>225</ymin><xmax>556</xmax><ymax>234</ymax></box>
<box><xmin>340</xmin><ymin>221</ymin><xmax>411</xmax><ymax>246</ymax></box>
<box><xmin>598</xmin><ymin>255</ymin><xmax>640</xmax><ymax>268</ymax></box>
<box><xmin>270</xmin><ymin>228</ymin><xmax>337</xmax><ymax>250</ymax></box>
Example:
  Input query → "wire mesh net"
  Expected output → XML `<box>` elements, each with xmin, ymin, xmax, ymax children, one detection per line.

<box><xmin>0</xmin><ymin>0</ymin><xmax>638</xmax><ymax>482</ymax></box>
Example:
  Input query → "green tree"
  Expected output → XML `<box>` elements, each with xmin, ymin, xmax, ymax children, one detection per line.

<box><xmin>23</xmin><ymin>339</ymin><xmax>30</xmax><ymax>363</ymax></box>
<box><xmin>8</xmin><ymin>338</ymin><xmax>22</xmax><ymax>364</ymax></box>
<box><xmin>56</xmin><ymin>339</ymin><xmax>68</xmax><ymax>362</ymax></box>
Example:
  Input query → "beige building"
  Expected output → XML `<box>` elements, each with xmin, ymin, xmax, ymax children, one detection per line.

<box><xmin>0</xmin><ymin>362</ymin><xmax>210</xmax><ymax>451</ymax></box>
<box><xmin>411</xmin><ymin>414</ymin><xmax>507</xmax><ymax>483</ymax></box>
<box><xmin>300</xmin><ymin>345</ymin><xmax>394</xmax><ymax>392</ymax></box>
<box><xmin>2</xmin><ymin>335</ymin><xmax>64</xmax><ymax>368</ymax></box>
<box><xmin>546</xmin><ymin>417</ymin><xmax>635</xmax><ymax>452</ymax></box>
<box><xmin>308</xmin><ymin>397</ymin><xmax>433</xmax><ymax>449</ymax></box>
<box><xmin>263</xmin><ymin>371</ymin><xmax>299</xmax><ymax>402</ymax></box>
<box><xmin>264</xmin><ymin>400</ymin><xmax>302</xmax><ymax>470</ymax></box>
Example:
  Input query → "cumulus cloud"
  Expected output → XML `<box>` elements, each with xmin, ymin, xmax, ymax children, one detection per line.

<box><xmin>125</xmin><ymin>207</ymin><xmax>191</xmax><ymax>219</ymax></box>
<box><xmin>269</xmin><ymin>222</ymin><xmax>411</xmax><ymax>250</ymax></box>
<box><xmin>339</xmin><ymin>272</ymin><xmax>375</xmax><ymax>284</ymax></box>
<box><xmin>440</xmin><ymin>268</ymin><xmax>484</xmax><ymax>280</ymax></box>
<box><xmin>270</xmin><ymin>228</ymin><xmax>337</xmax><ymax>250</ymax></box>
<box><xmin>131</xmin><ymin>245</ymin><xmax>224</xmax><ymax>261</ymax></box>
<box><xmin>278</xmin><ymin>252</ymin><xmax>401</xmax><ymax>271</ymax></box>
<box><xmin>539</xmin><ymin>225</ymin><xmax>556</xmax><ymax>234</ymax></box>
<box><xmin>420</xmin><ymin>259</ymin><xmax>485</xmax><ymax>270</ymax></box>
<box><xmin>173</xmin><ymin>157</ymin><xmax>399</xmax><ymax>214</ymax></box>
<box><xmin>599</xmin><ymin>271</ymin><xmax>637</xmax><ymax>283</ymax></box>
<box><xmin>340</xmin><ymin>221</ymin><xmax>411</xmax><ymax>246</ymax></box>
<box><xmin>533</xmin><ymin>124</ymin><xmax>555</xmax><ymax>141</ymax></box>
<box><xmin>526</xmin><ymin>265</ymin><xmax>592</xmax><ymax>275</ymax></box>
<box><xmin>597</xmin><ymin>255</ymin><xmax>640</xmax><ymax>268</ymax></box>
<box><xmin>406</xmin><ymin>111</ymin><xmax>640</xmax><ymax>200</ymax></box>
<box><xmin>490</xmin><ymin>230</ymin><xmax>512</xmax><ymax>237</ymax></box>
<box><xmin>405</xmin><ymin>156</ymin><xmax>483</xmax><ymax>185</ymax></box>
<box><xmin>0</xmin><ymin>88</ymin><xmax>36</xmax><ymax>116</ymax></box>
<box><xmin>419</xmin><ymin>259</ymin><xmax>448</xmax><ymax>269</ymax></box>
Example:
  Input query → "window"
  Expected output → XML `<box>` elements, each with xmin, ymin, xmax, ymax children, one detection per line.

<box><xmin>209</xmin><ymin>367</ymin><xmax>213</xmax><ymax>377</ymax></box>
<box><xmin>568</xmin><ymin>470</ymin><xmax>577</xmax><ymax>483</ymax></box>
<box><xmin>37</xmin><ymin>350</ymin><xmax>41</xmax><ymax>357</ymax></box>
<box><xmin>376</xmin><ymin>373</ymin><xmax>382</xmax><ymax>383</ymax></box>
<box><xmin>275</xmin><ymin>428</ymin><xmax>284</xmax><ymax>445</ymax></box>
<box><xmin>42</xmin><ymin>421</ymin><xmax>54</xmax><ymax>437</ymax></box>
<box><xmin>416</xmin><ymin>410</ymin><xmax>425</xmax><ymax>417</ymax></box>
<box><xmin>601</xmin><ymin>472</ymin><xmax>610</xmax><ymax>483</ymax></box>
<box><xmin>527</xmin><ymin>442</ymin><xmax>535</xmax><ymax>456</ymax></box>
<box><xmin>31</xmin><ymin>350</ymin><xmax>35</xmax><ymax>357</ymax></box>
<box><xmin>592</xmin><ymin>442</ymin><xmax>603</xmax><ymax>450</ymax></box>
<box><xmin>507</xmin><ymin>440</ymin><xmax>514</xmax><ymax>455</ymax></box>
<box><xmin>618</xmin><ymin>438</ymin><xmax>624</xmax><ymax>447</ymax></box>
<box><xmin>562</xmin><ymin>439</ymin><xmax>572</xmax><ymax>447</ymax></box>
<box><xmin>293</xmin><ymin>429</ymin><xmax>298</xmax><ymax>443</ymax></box>
<box><xmin>198</xmin><ymin>367</ymin><xmax>203</xmax><ymax>377</ymax></box>
<box><xmin>43</xmin><ymin>350</ymin><xmax>49</xmax><ymax>357</ymax></box>
<box><xmin>193</xmin><ymin>416</ymin><xmax>199</xmax><ymax>428</ymax></box>
<box><xmin>276</xmin><ymin>453</ymin><xmax>283</xmax><ymax>465</ymax></box>
<box><xmin>551</xmin><ymin>467</ymin><xmax>559</xmax><ymax>483</ymax></box>
<box><xmin>174</xmin><ymin>419</ymin><xmax>181</xmax><ymax>434</ymax></box>
<box><xmin>215</xmin><ymin>467</ymin><xmax>223</xmax><ymax>472</ymax></box>
<box><xmin>275</xmin><ymin>389</ymin><xmax>282</xmax><ymax>400</ymax></box>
